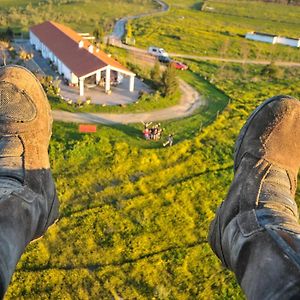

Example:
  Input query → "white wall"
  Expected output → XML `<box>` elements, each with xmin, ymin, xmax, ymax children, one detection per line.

<box><xmin>246</xmin><ymin>33</ymin><xmax>276</xmax><ymax>44</ymax></box>
<box><xmin>30</xmin><ymin>31</ymin><xmax>42</xmax><ymax>50</ymax></box>
<box><xmin>245</xmin><ymin>32</ymin><xmax>300</xmax><ymax>48</ymax></box>
<box><xmin>276</xmin><ymin>36</ymin><xmax>300</xmax><ymax>48</ymax></box>
<box><xmin>29</xmin><ymin>30</ymin><xmax>76</xmax><ymax>82</ymax></box>
<box><xmin>71</xmin><ymin>73</ymin><xmax>78</xmax><ymax>84</ymax></box>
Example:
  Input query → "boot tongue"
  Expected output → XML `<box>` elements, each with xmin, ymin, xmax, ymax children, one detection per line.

<box><xmin>0</xmin><ymin>135</ymin><xmax>24</xmax><ymax>183</ymax></box>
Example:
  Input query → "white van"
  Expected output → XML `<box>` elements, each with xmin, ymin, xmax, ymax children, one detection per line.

<box><xmin>148</xmin><ymin>46</ymin><xmax>169</xmax><ymax>57</ymax></box>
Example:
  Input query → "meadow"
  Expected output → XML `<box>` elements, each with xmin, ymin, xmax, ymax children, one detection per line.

<box><xmin>0</xmin><ymin>0</ymin><xmax>158</xmax><ymax>34</ymax></box>
<box><xmin>132</xmin><ymin>0</ymin><xmax>300</xmax><ymax>61</ymax></box>
<box><xmin>5</xmin><ymin>59</ymin><xmax>300</xmax><ymax>298</ymax></box>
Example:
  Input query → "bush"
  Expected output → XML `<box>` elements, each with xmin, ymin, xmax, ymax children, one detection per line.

<box><xmin>150</xmin><ymin>61</ymin><xmax>161</xmax><ymax>84</ymax></box>
<box><xmin>260</xmin><ymin>63</ymin><xmax>284</xmax><ymax>80</ymax></box>
<box><xmin>161</xmin><ymin>65</ymin><xmax>179</xmax><ymax>97</ymax></box>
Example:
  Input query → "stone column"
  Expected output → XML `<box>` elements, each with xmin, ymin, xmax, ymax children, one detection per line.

<box><xmin>105</xmin><ymin>67</ymin><xmax>111</xmax><ymax>93</ymax></box>
<box><xmin>129</xmin><ymin>75</ymin><xmax>135</xmax><ymax>92</ymax></box>
<box><xmin>79</xmin><ymin>78</ymin><xmax>84</xmax><ymax>96</ymax></box>
<box><xmin>96</xmin><ymin>70</ymin><xmax>101</xmax><ymax>84</ymax></box>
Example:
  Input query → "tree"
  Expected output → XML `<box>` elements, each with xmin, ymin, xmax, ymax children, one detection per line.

<box><xmin>162</xmin><ymin>64</ymin><xmax>179</xmax><ymax>97</ymax></box>
<box><xmin>261</xmin><ymin>62</ymin><xmax>283</xmax><ymax>80</ymax></box>
<box><xmin>125</xmin><ymin>20</ymin><xmax>135</xmax><ymax>45</ymax></box>
<box><xmin>126</xmin><ymin>20</ymin><xmax>133</xmax><ymax>40</ymax></box>
<box><xmin>5</xmin><ymin>27</ymin><xmax>13</xmax><ymax>41</ymax></box>
<box><xmin>150</xmin><ymin>61</ymin><xmax>161</xmax><ymax>83</ymax></box>
<box><xmin>93</xmin><ymin>27</ymin><xmax>104</xmax><ymax>45</ymax></box>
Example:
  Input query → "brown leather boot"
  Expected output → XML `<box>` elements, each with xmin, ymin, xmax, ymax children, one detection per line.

<box><xmin>0</xmin><ymin>65</ymin><xmax>59</xmax><ymax>297</ymax></box>
<box><xmin>209</xmin><ymin>95</ymin><xmax>300</xmax><ymax>300</ymax></box>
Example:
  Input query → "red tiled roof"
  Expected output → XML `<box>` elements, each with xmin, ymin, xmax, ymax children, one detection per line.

<box><xmin>30</xmin><ymin>21</ymin><xmax>133</xmax><ymax>78</ymax></box>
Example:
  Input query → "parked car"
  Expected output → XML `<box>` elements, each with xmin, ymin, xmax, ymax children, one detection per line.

<box><xmin>158</xmin><ymin>55</ymin><xmax>171</xmax><ymax>63</ymax></box>
<box><xmin>148</xmin><ymin>46</ymin><xmax>169</xmax><ymax>57</ymax></box>
<box><xmin>171</xmin><ymin>61</ymin><xmax>188</xmax><ymax>70</ymax></box>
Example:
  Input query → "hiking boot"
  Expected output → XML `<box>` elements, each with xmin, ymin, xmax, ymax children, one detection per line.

<box><xmin>0</xmin><ymin>65</ymin><xmax>59</xmax><ymax>297</ymax></box>
<box><xmin>208</xmin><ymin>95</ymin><xmax>300</xmax><ymax>299</ymax></box>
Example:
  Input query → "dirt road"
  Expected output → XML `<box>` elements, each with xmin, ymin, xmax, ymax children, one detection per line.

<box><xmin>111</xmin><ymin>0</ymin><xmax>169</xmax><ymax>39</ymax></box>
<box><xmin>52</xmin><ymin>79</ymin><xmax>203</xmax><ymax>124</ymax></box>
<box><xmin>120</xmin><ymin>44</ymin><xmax>300</xmax><ymax>67</ymax></box>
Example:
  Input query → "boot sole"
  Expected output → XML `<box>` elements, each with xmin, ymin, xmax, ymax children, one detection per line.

<box><xmin>233</xmin><ymin>95</ymin><xmax>295</xmax><ymax>172</ymax></box>
<box><xmin>0</xmin><ymin>65</ymin><xmax>52</xmax><ymax>129</ymax></box>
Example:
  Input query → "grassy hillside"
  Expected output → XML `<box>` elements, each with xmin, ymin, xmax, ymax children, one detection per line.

<box><xmin>0</xmin><ymin>0</ymin><xmax>158</xmax><ymax>34</ymax></box>
<box><xmin>203</xmin><ymin>0</ymin><xmax>300</xmax><ymax>24</ymax></box>
<box><xmin>5</xmin><ymin>60</ymin><xmax>300</xmax><ymax>299</ymax></box>
<box><xmin>132</xmin><ymin>0</ymin><xmax>300</xmax><ymax>61</ymax></box>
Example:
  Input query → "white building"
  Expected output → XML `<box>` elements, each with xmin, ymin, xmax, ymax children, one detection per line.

<box><xmin>245</xmin><ymin>32</ymin><xmax>277</xmax><ymax>44</ymax></box>
<box><xmin>30</xmin><ymin>21</ymin><xmax>135</xmax><ymax>96</ymax></box>
<box><xmin>245</xmin><ymin>31</ymin><xmax>300</xmax><ymax>48</ymax></box>
<box><xmin>276</xmin><ymin>36</ymin><xmax>300</xmax><ymax>48</ymax></box>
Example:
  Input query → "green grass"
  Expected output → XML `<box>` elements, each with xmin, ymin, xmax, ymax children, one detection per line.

<box><xmin>204</xmin><ymin>0</ymin><xmax>300</xmax><ymax>25</ymax></box>
<box><xmin>0</xmin><ymin>0</ymin><xmax>40</xmax><ymax>8</ymax></box>
<box><xmin>132</xmin><ymin>0</ymin><xmax>300</xmax><ymax>61</ymax></box>
<box><xmin>161</xmin><ymin>69</ymin><xmax>229</xmax><ymax>141</ymax></box>
<box><xmin>0</xmin><ymin>0</ymin><xmax>158</xmax><ymax>33</ymax></box>
<box><xmin>49</xmin><ymin>91</ymin><xmax>181</xmax><ymax>114</ymax></box>
<box><xmin>6</xmin><ymin>59</ymin><xmax>300</xmax><ymax>298</ymax></box>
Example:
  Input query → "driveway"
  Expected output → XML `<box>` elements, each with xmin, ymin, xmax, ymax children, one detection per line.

<box><xmin>52</xmin><ymin>79</ymin><xmax>204</xmax><ymax>124</ymax></box>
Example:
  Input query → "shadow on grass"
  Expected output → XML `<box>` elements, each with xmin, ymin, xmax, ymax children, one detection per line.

<box><xmin>190</xmin><ymin>2</ymin><xmax>204</xmax><ymax>11</ymax></box>
<box><xmin>53</xmin><ymin>122</ymin><xmax>83</xmax><ymax>143</ymax></box>
<box><xmin>53</xmin><ymin>120</ymin><xmax>165</xmax><ymax>150</ymax></box>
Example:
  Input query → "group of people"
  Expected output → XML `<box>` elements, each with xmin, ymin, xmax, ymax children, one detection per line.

<box><xmin>142</xmin><ymin>122</ymin><xmax>163</xmax><ymax>141</ymax></box>
<box><xmin>141</xmin><ymin>121</ymin><xmax>174</xmax><ymax>147</ymax></box>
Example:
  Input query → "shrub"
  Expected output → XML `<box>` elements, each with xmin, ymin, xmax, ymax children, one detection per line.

<box><xmin>161</xmin><ymin>65</ymin><xmax>179</xmax><ymax>97</ymax></box>
<box><xmin>150</xmin><ymin>61</ymin><xmax>161</xmax><ymax>84</ymax></box>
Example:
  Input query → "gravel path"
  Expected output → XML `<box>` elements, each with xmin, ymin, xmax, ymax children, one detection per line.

<box><xmin>52</xmin><ymin>79</ymin><xmax>204</xmax><ymax>124</ymax></box>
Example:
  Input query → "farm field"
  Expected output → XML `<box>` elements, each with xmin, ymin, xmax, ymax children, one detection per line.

<box><xmin>0</xmin><ymin>0</ymin><xmax>158</xmax><ymax>34</ymax></box>
<box><xmin>132</xmin><ymin>0</ymin><xmax>300</xmax><ymax>61</ymax></box>
<box><xmin>6</xmin><ymin>59</ymin><xmax>300</xmax><ymax>298</ymax></box>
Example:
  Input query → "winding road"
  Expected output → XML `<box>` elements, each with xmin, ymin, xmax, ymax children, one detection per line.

<box><xmin>111</xmin><ymin>0</ymin><xmax>169</xmax><ymax>39</ymax></box>
<box><xmin>53</xmin><ymin>79</ymin><xmax>203</xmax><ymax>124</ymax></box>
